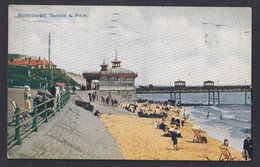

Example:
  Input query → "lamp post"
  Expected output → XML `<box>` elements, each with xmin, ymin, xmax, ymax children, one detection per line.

<box><xmin>48</xmin><ymin>32</ymin><xmax>51</xmax><ymax>91</ymax></box>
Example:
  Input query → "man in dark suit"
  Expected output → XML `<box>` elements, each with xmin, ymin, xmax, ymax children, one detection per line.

<box><xmin>243</xmin><ymin>134</ymin><xmax>252</xmax><ymax>160</ymax></box>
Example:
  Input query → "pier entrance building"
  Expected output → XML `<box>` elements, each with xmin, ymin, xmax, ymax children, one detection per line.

<box><xmin>83</xmin><ymin>52</ymin><xmax>138</xmax><ymax>102</ymax></box>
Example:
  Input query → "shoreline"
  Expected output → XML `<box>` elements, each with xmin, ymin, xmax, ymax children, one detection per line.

<box><xmin>100</xmin><ymin>102</ymin><xmax>244</xmax><ymax>160</ymax></box>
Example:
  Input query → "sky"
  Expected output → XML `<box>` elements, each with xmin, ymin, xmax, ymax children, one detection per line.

<box><xmin>8</xmin><ymin>5</ymin><xmax>251</xmax><ymax>86</ymax></box>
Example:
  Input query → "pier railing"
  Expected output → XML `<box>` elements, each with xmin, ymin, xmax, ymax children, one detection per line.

<box><xmin>137</xmin><ymin>85</ymin><xmax>251</xmax><ymax>93</ymax></box>
<box><xmin>137</xmin><ymin>85</ymin><xmax>251</xmax><ymax>105</ymax></box>
<box><xmin>7</xmin><ymin>90</ymin><xmax>70</xmax><ymax>150</ymax></box>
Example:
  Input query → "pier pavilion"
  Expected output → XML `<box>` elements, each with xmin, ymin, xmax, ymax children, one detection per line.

<box><xmin>82</xmin><ymin>52</ymin><xmax>138</xmax><ymax>102</ymax></box>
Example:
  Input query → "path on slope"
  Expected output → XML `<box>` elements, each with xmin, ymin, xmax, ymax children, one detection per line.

<box><xmin>8</xmin><ymin>93</ymin><xmax>123</xmax><ymax>159</ymax></box>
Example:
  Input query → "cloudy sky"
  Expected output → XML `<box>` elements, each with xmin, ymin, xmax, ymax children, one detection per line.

<box><xmin>9</xmin><ymin>5</ymin><xmax>251</xmax><ymax>86</ymax></box>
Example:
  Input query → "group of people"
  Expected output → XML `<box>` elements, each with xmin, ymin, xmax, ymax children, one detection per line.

<box><xmin>88</xmin><ymin>92</ymin><xmax>97</xmax><ymax>102</ymax></box>
<box><xmin>222</xmin><ymin>134</ymin><xmax>252</xmax><ymax>161</ymax></box>
<box><xmin>170</xmin><ymin>115</ymin><xmax>185</xmax><ymax>129</ymax></box>
<box><xmin>152</xmin><ymin>105</ymin><xmax>186</xmax><ymax>151</ymax></box>
<box><xmin>23</xmin><ymin>84</ymin><xmax>65</xmax><ymax>118</ymax></box>
<box><xmin>124</xmin><ymin>103</ymin><xmax>138</xmax><ymax>113</ymax></box>
<box><xmin>154</xmin><ymin>118</ymin><xmax>183</xmax><ymax>151</ymax></box>
<box><xmin>100</xmin><ymin>96</ymin><xmax>119</xmax><ymax>107</ymax></box>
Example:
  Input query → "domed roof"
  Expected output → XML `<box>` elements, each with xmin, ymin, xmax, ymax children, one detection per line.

<box><xmin>101</xmin><ymin>67</ymin><xmax>136</xmax><ymax>75</ymax></box>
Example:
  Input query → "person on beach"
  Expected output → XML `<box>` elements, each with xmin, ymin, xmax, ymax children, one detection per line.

<box><xmin>169</xmin><ymin>126</ymin><xmax>175</xmax><ymax>135</ymax></box>
<box><xmin>111</xmin><ymin>99</ymin><xmax>114</xmax><ymax>106</ymax></box>
<box><xmin>171</xmin><ymin>128</ymin><xmax>179</xmax><ymax>150</ymax></box>
<box><xmin>92</xmin><ymin>93</ymin><xmax>95</xmax><ymax>102</ymax></box>
<box><xmin>24</xmin><ymin>86</ymin><xmax>32</xmax><ymax>115</ymax></box>
<box><xmin>88</xmin><ymin>93</ymin><xmax>92</xmax><ymax>102</ymax></box>
<box><xmin>159</xmin><ymin>122</ymin><xmax>167</xmax><ymax>132</ymax></box>
<box><xmin>223</xmin><ymin>139</ymin><xmax>229</xmax><ymax>146</ymax></box>
<box><xmin>177</xmin><ymin>109</ymin><xmax>179</xmax><ymax>115</ymax></box>
<box><xmin>220</xmin><ymin>114</ymin><xmax>222</xmax><ymax>120</ymax></box>
<box><xmin>243</xmin><ymin>134</ymin><xmax>252</xmax><ymax>160</ymax></box>
<box><xmin>154</xmin><ymin>121</ymin><xmax>159</xmax><ymax>128</ymax></box>
<box><xmin>162</xmin><ymin>117</ymin><xmax>166</xmax><ymax>122</ymax></box>
<box><xmin>106</xmin><ymin>96</ymin><xmax>109</xmax><ymax>105</ymax></box>
<box><xmin>168</xmin><ymin>126</ymin><xmax>182</xmax><ymax>137</ymax></box>
<box><xmin>94</xmin><ymin>110</ymin><xmax>101</xmax><ymax>118</ymax></box>
<box><xmin>175</xmin><ymin>117</ymin><xmax>181</xmax><ymax>129</ymax></box>
<box><xmin>207</xmin><ymin>112</ymin><xmax>209</xmax><ymax>118</ymax></box>
<box><xmin>181</xmin><ymin>119</ymin><xmax>185</xmax><ymax>127</ymax></box>
<box><xmin>72</xmin><ymin>86</ymin><xmax>76</xmax><ymax>94</ymax></box>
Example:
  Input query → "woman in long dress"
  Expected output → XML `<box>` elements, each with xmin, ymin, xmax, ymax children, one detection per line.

<box><xmin>24</xmin><ymin>86</ymin><xmax>32</xmax><ymax>114</ymax></box>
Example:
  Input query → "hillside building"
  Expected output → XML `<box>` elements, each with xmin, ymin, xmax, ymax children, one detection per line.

<box><xmin>8</xmin><ymin>56</ymin><xmax>56</xmax><ymax>69</ymax></box>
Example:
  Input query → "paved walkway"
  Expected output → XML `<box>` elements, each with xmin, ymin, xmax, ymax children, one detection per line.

<box><xmin>7</xmin><ymin>93</ymin><xmax>123</xmax><ymax>159</ymax></box>
<box><xmin>76</xmin><ymin>91</ymin><xmax>137</xmax><ymax>115</ymax></box>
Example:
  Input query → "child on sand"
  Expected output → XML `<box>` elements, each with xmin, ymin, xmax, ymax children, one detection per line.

<box><xmin>171</xmin><ymin>127</ymin><xmax>179</xmax><ymax>150</ymax></box>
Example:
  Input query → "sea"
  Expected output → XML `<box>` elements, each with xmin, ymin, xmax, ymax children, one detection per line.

<box><xmin>137</xmin><ymin>92</ymin><xmax>251</xmax><ymax>152</ymax></box>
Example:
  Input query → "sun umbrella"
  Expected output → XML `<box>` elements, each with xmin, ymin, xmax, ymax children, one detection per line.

<box><xmin>56</xmin><ymin>82</ymin><xmax>65</xmax><ymax>87</ymax></box>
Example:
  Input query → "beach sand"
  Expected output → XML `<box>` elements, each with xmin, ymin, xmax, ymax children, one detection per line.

<box><xmin>100</xmin><ymin>103</ymin><xmax>244</xmax><ymax>160</ymax></box>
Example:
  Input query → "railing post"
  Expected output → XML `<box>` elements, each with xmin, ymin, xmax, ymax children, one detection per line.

<box><xmin>14</xmin><ymin>107</ymin><xmax>22</xmax><ymax>145</ymax></box>
<box><xmin>32</xmin><ymin>101</ymin><xmax>38</xmax><ymax>132</ymax></box>
<box><xmin>66</xmin><ymin>91</ymin><xmax>69</xmax><ymax>103</ymax></box>
<box><xmin>43</xmin><ymin>96</ymin><xmax>48</xmax><ymax>123</ymax></box>
<box><xmin>64</xmin><ymin>92</ymin><xmax>66</xmax><ymax>104</ymax></box>
<box><xmin>56</xmin><ymin>95</ymin><xmax>60</xmax><ymax>112</ymax></box>
<box><xmin>64</xmin><ymin>92</ymin><xmax>67</xmax><ymax>104</ymax></box>
<box><xmin>60</xmin><ymin>93</ymin><xmax>63</xmax><ymax>108</ymax></box>
<box><xmin>52</xmin><ymin>97</ymin><xmax>56</xmax><ymax>117</ymax></box>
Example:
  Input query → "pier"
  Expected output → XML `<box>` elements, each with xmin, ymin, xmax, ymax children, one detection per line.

<box><xmin>136</xmin><ymin>81</ymin><xmax>251</xmax><ymax>105</ymax></box>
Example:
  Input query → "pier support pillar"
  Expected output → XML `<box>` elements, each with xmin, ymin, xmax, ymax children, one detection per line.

<box><xmin>217</xmin><ymin>91</ymin><xmax>220</xmax><ymax>105</ymax></box>
<box><xmin>179</xmin><ymin>92</ymin><xmax>181</xmax><ymax>104</ymax></box>
<box><xmin>213</xmin><ymin>92</ymin><xmax>215</xmax><ymax>105</ymax></box>
<box><xmin>245</xmin><ymin>91</ymin><xmax>247</xmax><ymax>105</ymax></box>
<box><xmin>170</xmin><ymin>91</ymin><xmax>173</xmax><ymax>100</ymax></box>
<box><xmin>174</xmin><ymin>93</ymin><xmax>176</xmax><ymax>102</ymax></box>
<box><xmin>208</xmin><ymin>92</ymin><xmax>210</xmax><ymax>105</ymax></box>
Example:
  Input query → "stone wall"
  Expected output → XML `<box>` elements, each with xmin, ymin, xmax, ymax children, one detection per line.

<box><xmin>98</xmin><ymin>89</ymin><xmax>136</xmax><ymax>103</ymax></box>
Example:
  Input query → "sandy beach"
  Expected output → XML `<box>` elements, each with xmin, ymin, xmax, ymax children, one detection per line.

<box><xmin>100</xmin><ymin>103</ymin><xmax>244</xmax><ymax>160</ymax></box>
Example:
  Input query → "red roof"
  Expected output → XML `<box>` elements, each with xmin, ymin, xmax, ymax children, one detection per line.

<box><xmin>30</xmin><ymin>60</ymin><xmax>39</xmax><ymax>66</ymax></box>
<box><xmin>9</xmin><ymin>60</ymin><xmax>29</xmax><ymax>66</ymax></box>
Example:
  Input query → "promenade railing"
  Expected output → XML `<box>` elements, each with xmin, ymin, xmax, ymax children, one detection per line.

<box><xmin>7</xmin><ymin>90</ymin><xmax>71</xmax><ymax>150</ymax></box>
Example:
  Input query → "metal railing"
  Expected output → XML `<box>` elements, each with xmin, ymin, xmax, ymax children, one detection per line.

<box><xmin>7</xmin><ymin>90</ymin><xmax>71</xmax><ymax>150</ymax></box>
<box><xmin>136</xmin><ymin>85</ymin><xmax>252</xmax><ymax>93</ymax></box>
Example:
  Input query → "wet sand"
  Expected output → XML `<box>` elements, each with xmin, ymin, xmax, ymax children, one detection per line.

<box><xmin>100</xmin><ymin>103</ymin><xmax>243</xmax><ymax>160</ymax></box>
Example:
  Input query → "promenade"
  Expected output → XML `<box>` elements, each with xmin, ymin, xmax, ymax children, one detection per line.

<box><xmin>7</xmin><ymin>89</ymin><xmax>123</xmax><ymax>159</ymax></box>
